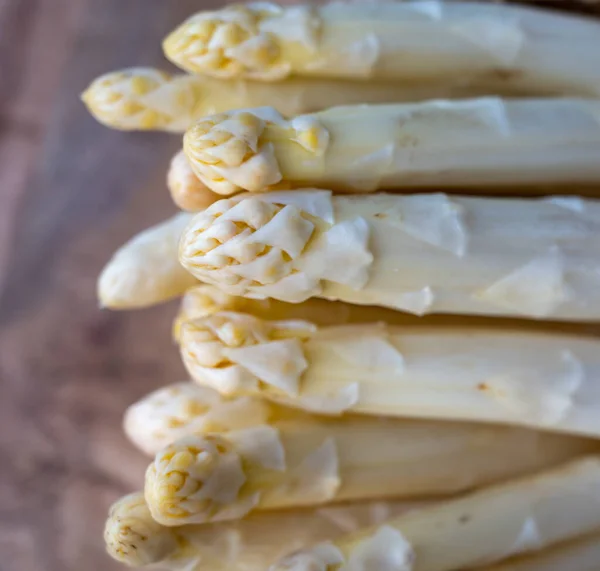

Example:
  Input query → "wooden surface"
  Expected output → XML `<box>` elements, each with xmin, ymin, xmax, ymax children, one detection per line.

<box><xmin>0</xmin><ymin>1</ymin><xmax>221</xmax><ymax>570</ymax></box>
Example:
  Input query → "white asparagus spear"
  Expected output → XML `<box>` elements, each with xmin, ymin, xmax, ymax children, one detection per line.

<box><xmin>479</xmin><ymin>533</ymin><xmax>600</xmax><ymax>571</ymax></box>
<box><xmin>81</xmin><ymin>67</ymin><xmax>549</xmax><ymax>134</ymax></box>
<box><xmin>179</xmin><ymin>309</ymin><xmax>600</xmax><ymax>435</ymax></box>
<box><xmin>270</xmin><ymin>457</ymin><xmax>600</xmax><ymax>571</ymax></box>
<box><xmin>168</xmin><ymin>150</ymin><xmax>220</xmax><ymax>212</ymax></box>
<box><xmin>173</xmin><ymin>283</ymin><xmax>599</xmax><ymax>343</ymax></box>
<box><xmin>179</xmin><ymin>190</ymin><xmax>600</xmax><ymax>321</ymax></box>
<box><xmin>163</xmin><ymin>1</ymin><xmax>600</xmax><ymax>96</ymax></box>
<box><xmin>183</xmin><ymin>99</ymin><xmax>600</xmax><ymax>195</ymax></box>
<box><xmin>143</xmin><ymin>402</ymin><xmax>597</xmax><ymax>526</ymax></box>
<box><xmin>98</xmin><ymin>212</ymin><xmax>198</xmax><ymax>309</ymax></box>
<box><xmin>105</xmin><ymin>491</ymin><xmax>425</xmax><ymax>569</ymax></box>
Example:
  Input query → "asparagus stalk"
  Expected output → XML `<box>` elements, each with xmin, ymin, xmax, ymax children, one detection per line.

<box><xmin>270</xmin><ymin>457</ymin><xmax>600</xmax><ymax>571</ymax></box>
<box><xmin>168</xmin><ymin>150</ymin><xmax>220</xmax><ymax>212</ymax></box>
<box><xmin>179</xmin><ymin>308</ymin><xmax>600</xmax><ymax>435</ymax></box>
<box><xmin>173</xmin><ymin>284</ymin><xmax>598</xmax><ymax>344</ymax></box>
<box><xmin>81</xmin><ymin>67</ymin><xmax>547</xmax><ymax>134</ymax></box>
<box><xmin>480</xmin><ymin>533</ymin><xmax>600</xmax><ymax>571</ymax></box>
<box><xmin>163</xmin><ymin>1</ymin><xmax>600</xmax><ymax>97</ymax></box>
<box><xmin>142</xmin><ymin>401</ymin><xmax>597</xmax><ymax>525</ymax></box>
<box><xmin>98</xmin><ymin>213</ymin><xmax>198</xmax><ymax>309</ymax></box>
<box><xmin>183</xmin><ymin>99</ymin><xmax>600</xmax><ymax>195</ymax></box>
<box><xmin>105</xmin><ymin>491</ymin><xmax>425</xmax><ymax>569</ymax></box>
<box><xmin>179</xmin><ymin>190</ymin><xmax>600</xmax><ymax>321</ymax></box>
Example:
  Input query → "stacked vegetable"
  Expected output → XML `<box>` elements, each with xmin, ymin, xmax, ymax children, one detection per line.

<box><xmin>84</xmin><ymin>2</ymin><xmax>600</xmax><ymax>570</ymax></box>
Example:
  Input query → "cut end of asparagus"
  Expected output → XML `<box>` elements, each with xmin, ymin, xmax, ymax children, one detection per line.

<box><xmin>145</xmin><ymin>433</ymin><xmax>249</xmax><ymax>526</ymax></box>
<box><xmin>179</xmin><ymin>311</ymin><xmax>314</xmax><ymax>396</ymax></box>
<box><xmin>124</xmin><ymin>382</ymin><xmax>271</xmax><ymax>455</ymax></box>
<box><xmin>104</xmin><ymin>492</ymin><xmax>178</xmax><ymax>566</ymax></box>
<box><xmin>173</xmin><ymin>284</ymin><xmax>239</xmax><ymax>341</ymax></box>
<box><xmin>163</xmin><ymin>4</ymin><xmax>290</xmax><ymax>80</ymax></box>
<box><xmin>183</xmin><ymin>107</ymin><xmax>328</xmax><ymax>194</ymax></box>
<box><xmin>168</xmin><ymin>150</ymin><xmax>219</xmax><ymax>212</ymax></box>
<box><xmin>82</xmin><ymin>68</ymin><xmax>181</xmax><ymax>130</ymax></box>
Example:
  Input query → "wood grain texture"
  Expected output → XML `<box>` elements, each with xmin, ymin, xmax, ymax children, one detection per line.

<box><xmin>0</xmin><ymin>1</ymin><xmax>217</xmax><ymax>570</ymax></box>
<box><xmin>1</xmin><ymin>1</ymin><xmax>599</xmax><ymax>571</ymax></box>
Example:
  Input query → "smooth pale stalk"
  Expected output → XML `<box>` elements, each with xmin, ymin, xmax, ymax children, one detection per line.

<box><xmin>183</xmin><ymin>99</ymin><xmax>600</xmax><ymax>195</ymax></box>
<box><xmin>98</xmin><ymin>213</ymin><xmax>198</xmax><ymax>309</ymax></box>
<box><xmin>179</xmin><ymin>190</ymin><xmax>600</xmax><ymax>321</ymax></box>
<box><xmin>479</xmin><ymin>533</ymin><xmax>600</xmax><ymax>571</ymax></box>
<box><xmin>172</xmin><ymin>284</ymin><xmax>599</xmax><ymax>343</ymax></box>
<box><xmin>80</xmin><ymin>67</ymin><xmax>549</xmax><ymax>133</ymax></box>
<box><xmin>270</xmin><ymin>457</ymin><xmax>600</xmax><ymax>571</ymax></box>
<box><xmin>163</xmin><ymin>1</ymin><xmax>600</xmax><ymax>97</ymax></box>
<box><xmin>179</xmin><ymin>309</ymin><xmax>600</xmax><ymax>436</ymax></box>
<box><xmin>105</xmin><ymin>491</ymin><xmax>425</xmax><ymax>570</ymax></box>
<box><xmin>143</xmin><ymin>402</ymin><xmax>597</xmax><ymax>526</ymax></box>
<box><xmin>168</xmin><ymin>150</ymin><xmax>220</xmax><ymax>212</ymax></box>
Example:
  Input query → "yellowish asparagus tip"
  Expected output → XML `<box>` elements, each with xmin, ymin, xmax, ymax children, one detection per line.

<box><xmin>104</xmin><ymin>492</ymin><xmax>178</xmax><ymax>566</ymax></box>
<box><xmin>183</xmin><ymin>109</ymin><xmax>281</xmax><ymax>195</ymax></box>
<box><xmin>168</xmin><ymin>150</ymin><xmax>220</xmax><ymax>212</ymax></box>
<box><xmin>173</xmin><ymin>284</ymin><xmax>238</xmax><ymax>342</ymax></box>
<box><xmin>183</xmin><ymin>107</ymin><xmax>328</xmax><ymax>194</ymax></box>
<box><xmin>145</xmin><ymin>434</ymin><xmax>246</xmax><ymax>526</ymax></box>
<box><xmin>82</xmin><ymin>68</ymin><xmax>174</xmax><ymax>130</ymax></box>
<box><xmin>179</xmin><ymin>311</ymin><xmax>313</xmax><ymax>396</ymax></box>
<box><xmin>179</xmin><ymin>195</ymin><xmax>317</xmax><ymax>294</ymax></box>
<box><xmin>163</xmin><ymin>4</ymin><xmax>286</xmax><ymax>80</ymax></box>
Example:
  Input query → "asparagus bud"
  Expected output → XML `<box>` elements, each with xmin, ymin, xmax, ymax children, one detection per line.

<box><xmin>124</xmin><ymin>382</ymin><xmax>271</xmax><ymax>455</ymax></box>
<box><xmin>145</xmin><ymin>431</ymin><xmax>278</xmax><ymax>525</ymax></box>
<box><xmin>98</xmin><ymin>212</ymin><xmax>198</xmax><ymax>309</ymax></box>
<box><xmin>168</xmin><ymin>150</ymin><xmax>220</xmax><ymax>212</ymax></box>
<box><xmin>179</xmin><ymin>191</ymin><xmax>600</xmax><ymax>321</ymax></box>
<box><xmin>164</xmin><ymin>2</ymin><xmax>600</xmax><ymax>97</ymax></box>
<box><xmin>180</xmin><ymin>312</ymin><xmax>314</xmax><ymax>396</ymax></box>
<box><xmin>184</xmin><ymin>99</ymin><xmax>600</xmax><ymax>195</ymax></box>
<box><xmin>81</xmin><ymin>68</ymin><xmax>199</xmax><ymax>132</ymax></box>
<box><xmin>270</xmin><ymin>457</ymin><xmax>600</xmax><ymax>571</ymax></box>
<box><xmin>184</xmin><ymin>107</ymin><xmax>329</xmax><ymax>195</ymax></box>
<box><xmin>104</xmin><ymin>492</ymin><xmax>178</xmax><ymax>566</ymax></box>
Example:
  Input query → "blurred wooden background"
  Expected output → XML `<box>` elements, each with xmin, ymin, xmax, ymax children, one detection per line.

<box><xmin>0</xmin><ymin>1</ymin><xmax>222</xmax><ymax>570</ymax></box>
<box><xmin>2</xmin><ymin>1</ymin><xmax>600</xmax><ymax>571</ymax></box>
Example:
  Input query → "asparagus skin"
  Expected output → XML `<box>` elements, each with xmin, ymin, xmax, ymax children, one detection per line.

<box><xmin>270</xmin><ymin>457</ymin><xmax>600</xmax><ymax>571</ymax></box>
<box><xmin>164</xmin><ymin>2</ymin><xmax>600</xmax><ymax>97</ymax></box>
<box><xmin>480</xmin><ymin>533</ymin><xmax>600</xmax><ymax>571</ymax></box>
<box><xmin>183</xmin><ymin>99</ymin><xmax>600</xmax><ymax>195</ymax></box>
<box><xmin>179</xmin><ymin>190</ymin><xmax>600</xmax><ymax>321</ymax></box>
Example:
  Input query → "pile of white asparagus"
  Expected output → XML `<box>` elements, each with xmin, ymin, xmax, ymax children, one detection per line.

<box><xmin>85</xmin><ymin>2</ymin><xmax>600</xmax><ymax>570</ymax></box>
